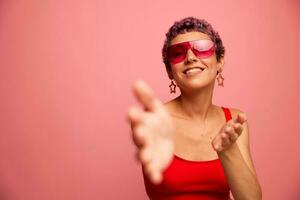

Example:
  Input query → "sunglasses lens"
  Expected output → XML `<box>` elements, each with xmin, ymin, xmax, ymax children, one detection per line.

<box><xmin>192</xmin><ymin>40</ymin><xmax>215</xmax><ymax>58</ymax></box>
<box><xmin>167</xmin><ymin>45</ymin><xmax>187</xmax><ymax>64</ymax></box>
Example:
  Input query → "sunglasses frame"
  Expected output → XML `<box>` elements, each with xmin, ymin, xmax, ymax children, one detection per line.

<box><xmin>167</xmin><ymin>39</ymin><xmax>216</xmax><ymax>64</ymax></box>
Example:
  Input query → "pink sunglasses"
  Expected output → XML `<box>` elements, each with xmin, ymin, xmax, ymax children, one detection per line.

<box><xmin>167</xmin><ymin>39</ymin><xmax>216</xmax><ymax>64</ymax></box>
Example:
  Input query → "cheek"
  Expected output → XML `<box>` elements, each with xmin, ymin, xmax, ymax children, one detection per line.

<box><xmin>170</xmin><ymin>63</ymin><xmax>183</xmax><ymax>73</ymax></box>
<box><xmin>201</xmin><ymin>57</ymin><xmax>218</xmax><ymax>68</ymax></box>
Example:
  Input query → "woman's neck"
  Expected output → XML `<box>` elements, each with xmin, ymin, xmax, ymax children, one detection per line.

<box><xmin>176</xmin><ymin>83</ymin><xmax>216</xmax><ymax>122</ymax></box>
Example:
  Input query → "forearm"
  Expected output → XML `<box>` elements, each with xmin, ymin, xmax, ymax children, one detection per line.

<box><xmin>218</xmin><ymin>143</ymin><xmax>262</xmax><ymax>200</ymax></box>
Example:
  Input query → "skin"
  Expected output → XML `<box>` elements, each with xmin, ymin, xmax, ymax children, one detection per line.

<box><xmin>127</xmin><ymin>31</ymin><xmax>262</xmax><ymax>200</ymax></box>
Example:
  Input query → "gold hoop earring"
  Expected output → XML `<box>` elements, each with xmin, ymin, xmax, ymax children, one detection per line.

<box><xmin>169</xmin><ymin>80</ymin><xmax>176</xmax><ymax>93</ymax></box>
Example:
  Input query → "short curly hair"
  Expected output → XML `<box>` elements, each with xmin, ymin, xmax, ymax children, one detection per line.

<box><xmin>162</xmin><ymin>17</ymin><xmax>225</xmax><ymax>79</ymax></box>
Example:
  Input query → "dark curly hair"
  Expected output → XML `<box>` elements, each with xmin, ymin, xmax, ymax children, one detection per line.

<box><xmin>162</xmin><ymin>17</ymin><xmax>225</xmax><ymax>79</ymax></box>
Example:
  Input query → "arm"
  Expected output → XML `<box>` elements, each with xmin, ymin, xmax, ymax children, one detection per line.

<box><xmin>213</xmin><ymin>108</ymin><xmax>262</xmax><ymax>200</ymax></box>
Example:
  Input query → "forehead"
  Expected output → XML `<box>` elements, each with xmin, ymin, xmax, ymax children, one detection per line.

<box><xmin>170</xmin><ymin>31</ymin><xmax>211</xmax><ymax>45</ymax></box>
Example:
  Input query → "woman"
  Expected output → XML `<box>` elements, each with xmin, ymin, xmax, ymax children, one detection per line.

<box><xmin>127</xmin><ymin>17</ymin><xmax>262</xmax><ymax>200</ymax></box>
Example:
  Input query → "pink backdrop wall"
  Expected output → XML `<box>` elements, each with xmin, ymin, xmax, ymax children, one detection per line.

<box><xmin>0</xmin><ymin>0</ymin><xmax>299</xmax><ymax>199</ymax></box>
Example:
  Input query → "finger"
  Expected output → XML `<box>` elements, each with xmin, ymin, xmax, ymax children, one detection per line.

<box><xmin>214</xmin><ymin>141</ymin><xmax>224</xmax><ymax>152</ymax></box>
<box><xmin>233</xmin><ymin>123</ymin><xmax>243</xmax><ymax>136</ymax></box>
<box><xmin>147</xmin><ymin>157</ymin><xmax>163</xmax><ymax>184</ymax></box>
<box><xmin>220</xmin><ymin>121</ymin><xmax>233</xmax><ymax>137</ymax></box>
<box><xmin>132</xmin><ymin>126</ymin><xmax>147</xmax><ymax>148</ymax></box>
<box><xmin>231</xmin><ymin>133</ymin><xmax>240</xmax><ymax>142</ymax></box>
<box><xmin>127</xmin><ymin>106</ymin><xmax>145</xmax><ymax>126</ymax></box>
<box><xmin>139</xmin><ymin>147</ymin><xmax>152</xmax><ymax>164</ymax></box>
<box><xmin>144</xmin><ymin>160</ymin><xmax>160</xmax><ymax>182</ymax></box>
<box><xmin>225</xmin><ymin>124</ymin><xmax>240</xmax><ymax>143</ymax></box>
<box><xmin>132</xmin><ymin>80</ymin><xmax>161</xmax><ymax>111</ymax></box>
<box><xmin>227</xmin><ymin>130</ymin><xmax>239</xmax><ymax>142</ymax></box>
<box><xmin>224</xmin><ymin>124</ymin><xmax>235</xmax><ymax>135</ymax></box>
<box><xmin>213</xmin><ymin>143</ymin><xmax>222</xmax><ymax>152</ymax></box>
<box><xmin>235</xmin><ymin>112</ymin><xmax>247</xmax><ymax>124</ymax></box>
<box><xmin>221</xmin><ymin>119</ymin><xmax>234</xmax><ymax>133</ymax></box>
<box><xmin>212</xmin><ymin>135</ymin><xmax>223</xmax><ymax>151</ymax></box>
<box><xmin>221</xmin><ymin>132</ymin><xmax>231</xmax><ymax>147</ymax></box>
<box><xmin>151</xmin><ymin>170</ymin><xmax>163</xmax><ymax>185</ymax></box>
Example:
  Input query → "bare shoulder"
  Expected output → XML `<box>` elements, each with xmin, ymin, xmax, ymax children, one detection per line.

<box><xmin>227</xmin><ymin>107</ymin><xmax>246</xmax><ymax>119</ymax></box>
<box><xmin>163</xmin><ymin>98</ymin><xmax>180</xmax><ymax>114</ymax></box>
<box><xmin>163</xmin><ymin>99</ymin><xmax>173</xmax><ymax>109</ymax></box>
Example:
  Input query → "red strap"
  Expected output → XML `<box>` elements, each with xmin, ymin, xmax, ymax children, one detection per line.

<box><xmin>221</xmin><ymin>107</ymin><xmax>232</xmax><ymax>122</ymax></box>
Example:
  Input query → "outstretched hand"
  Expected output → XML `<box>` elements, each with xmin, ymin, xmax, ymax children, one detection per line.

<box><xmin>212</xmin><ymin>112</ymin><xmax>247</xmax><ymax>152</ymax></box>
<box><xmin>127</xmin><ymin>80</ymin><xmax>174</xmax><ymax>184</ymax></box>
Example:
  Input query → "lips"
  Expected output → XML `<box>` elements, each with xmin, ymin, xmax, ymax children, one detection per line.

<box><xmin>183</xmin><ymin>67</ymin><xmax>205</xmax><ymax>75</ymax></box>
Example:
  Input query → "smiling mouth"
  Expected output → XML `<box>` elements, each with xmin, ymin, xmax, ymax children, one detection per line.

<box><xmin>183</xmin><ymin>67</ymin><xmax>205</xmax><ymax>75</ymax></box>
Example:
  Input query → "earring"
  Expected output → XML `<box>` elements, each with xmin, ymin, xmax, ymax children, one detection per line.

<box><xmin>217</xmin><ymin>72</ymin><xmax>224</xmax><ymax>87</ymax></box>
<box><xmin>169</xmin><ymin>80</ymin><xmax>176</xmax><ymax>93</ymax></box>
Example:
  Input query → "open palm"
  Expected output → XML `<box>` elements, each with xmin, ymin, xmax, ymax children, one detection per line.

<box><xmin>127</xmin><ymin>80</ymin><xmax>174</xmax><ymax>184</ymax></box>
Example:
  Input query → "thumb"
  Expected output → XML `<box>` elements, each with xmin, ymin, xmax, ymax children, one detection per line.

<box><xmin>235</xmin><ymin>112</ymin><xmax>247</xmax><ymax>124</ymax></box>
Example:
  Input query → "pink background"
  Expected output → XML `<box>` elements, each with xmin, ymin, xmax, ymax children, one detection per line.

<box><xmin>0</xmin><ymin>0</ymin><xmax>299</xmax><ymax>199</ymax></box>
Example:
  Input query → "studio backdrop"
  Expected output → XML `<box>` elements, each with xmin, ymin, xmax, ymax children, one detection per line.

<box><xmin>0</xmin><ymin>0</ymin><xmax>299</xmax><ymax>199</ymax></box>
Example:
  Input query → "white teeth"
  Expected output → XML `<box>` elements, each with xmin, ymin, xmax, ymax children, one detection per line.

<box><xmin>185</xmin><ymin>68</ymin><xmax>203</xmax><ymax>75</ymax></box>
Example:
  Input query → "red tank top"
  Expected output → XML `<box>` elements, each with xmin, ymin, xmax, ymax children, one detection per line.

<box><xmin>142</xmin><ymin>107</ymin><xmax>232</xmax><ymax>200</ymax></box>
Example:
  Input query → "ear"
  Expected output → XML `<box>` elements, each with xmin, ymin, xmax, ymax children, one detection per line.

<box><xmin>217</xmin><ymin>57</ymin><xmax>225</xmax><ymax>73</ymax></box>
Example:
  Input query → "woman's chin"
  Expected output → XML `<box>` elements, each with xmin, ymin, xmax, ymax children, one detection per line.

<box><xmin>187</xmin><ymin>79</ymin><xmax>210</xmax><ymax>86</ymax></box>
<box><xmin>179</xmin><ymin>85</ymin><xmax>207</xmax><ymax>93</ymax></box>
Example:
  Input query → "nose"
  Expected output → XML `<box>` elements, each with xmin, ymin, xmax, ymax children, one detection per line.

<box><xmin>184</xmin><ymin>49</ymin><xmax>198</xmax><ymax>64</ymax></box>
